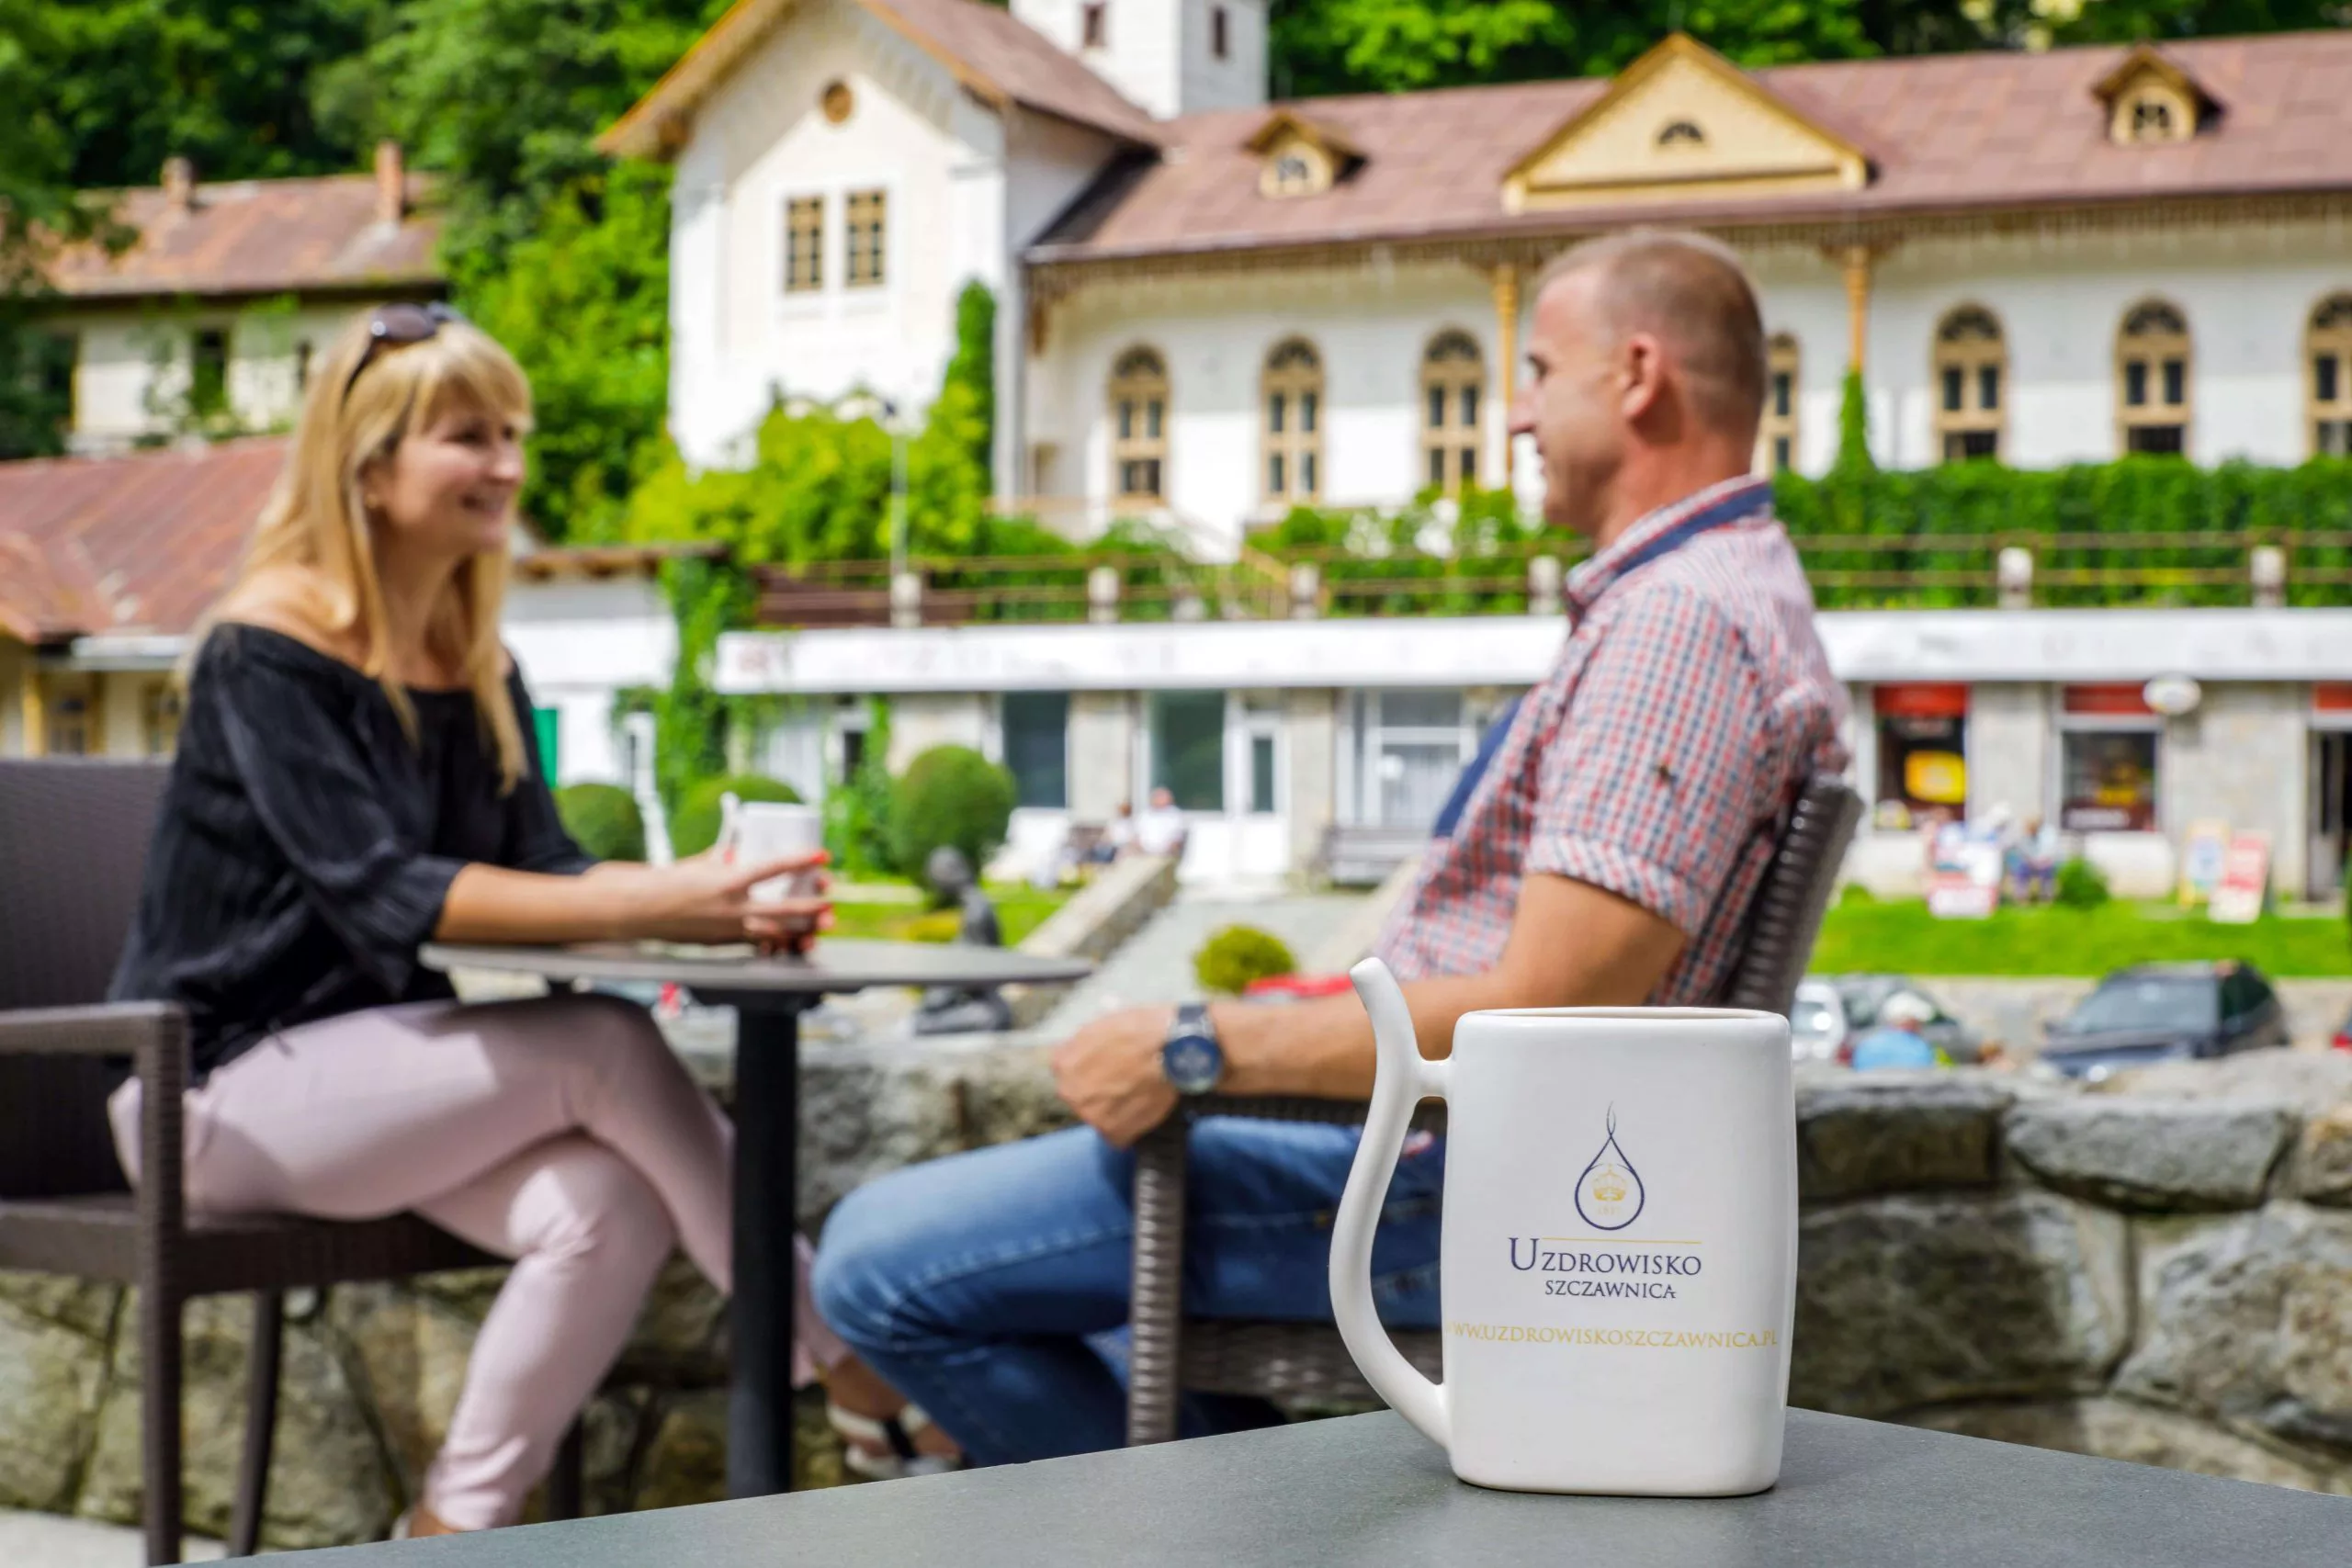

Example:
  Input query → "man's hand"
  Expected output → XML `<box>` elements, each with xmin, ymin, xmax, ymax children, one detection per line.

<box><xmin>1051</xmin><ymin>1005</ymin><xmax>1178</xmax><ymax>1148</ymax></box>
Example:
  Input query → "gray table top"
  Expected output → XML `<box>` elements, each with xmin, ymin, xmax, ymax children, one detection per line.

<box><xmin>273</xmin><ymin>1408</ymin><xmax>2346</xmax><ymax>1566</ymax></box>
<box><xmin>420</xmin><ymin>939</ymin><xmax>1093</xmax><ymax>996</ymax></box>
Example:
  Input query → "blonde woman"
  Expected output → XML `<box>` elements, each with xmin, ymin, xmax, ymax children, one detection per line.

<box><xmin>101</xmin><ymin>304</ymin><xmax>925</xmax><ymax>1535</ymax></box>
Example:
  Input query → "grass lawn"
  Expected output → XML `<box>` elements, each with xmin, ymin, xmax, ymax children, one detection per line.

<box><xmin>1812</xmin><ymin>897</ymin><xmax>2352</xmax><ymax>977</ymax></box>
<box><xmin>826</xmin><ymin>883</ymin><xmax>1071</xmax><ymax>947</ymax></box>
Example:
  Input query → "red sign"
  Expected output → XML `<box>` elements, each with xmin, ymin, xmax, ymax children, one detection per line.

<box><xmin>2064</xmin><ymin>683</ymin><xmax>2156</xmax><ymax>716</ymax></box>
<box><xmin>2316</xmin><ymin>683</ymin><xmax>2352</xmax><ymax>714</ymax></box>
<box><xmin>1876</xmin><ymin>683</ymin><xmax>1970</xmax><ymax>719</ymax></box>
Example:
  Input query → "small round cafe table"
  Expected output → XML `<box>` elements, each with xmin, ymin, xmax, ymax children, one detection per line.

<box><xmin>420</xmin><ymin>939</ymin><xmax>1092</xmax><ymax>1499</ymax></box>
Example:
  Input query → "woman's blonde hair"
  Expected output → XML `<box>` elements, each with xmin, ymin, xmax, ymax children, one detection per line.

<box><xmin>196</xmin><ymin>305</ymin><xmax>536</xmax><ymax>789</ymax></box>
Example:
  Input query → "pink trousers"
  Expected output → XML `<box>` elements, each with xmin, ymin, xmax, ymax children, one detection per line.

<box><xmin>107</xmin><ymin>991</ymin><xmax>849</xmax><ymax>1530</ymax></box>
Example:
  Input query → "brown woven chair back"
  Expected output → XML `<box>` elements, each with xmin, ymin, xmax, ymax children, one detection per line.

<box><xmin>1718</xmin><ymin>773</ymin><xmax>1864</xmax><ymax>1017</ymax></box>
<box><xmin>0</xmin><ymin>757</ymin><xmax>171</xmax><ymax>1198</ymax></box>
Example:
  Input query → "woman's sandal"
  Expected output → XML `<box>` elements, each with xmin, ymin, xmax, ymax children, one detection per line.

<box><xmin>825</xmin><ymin>1401</ymin><xmax>960</xmax><ymax>1481</ymax></box>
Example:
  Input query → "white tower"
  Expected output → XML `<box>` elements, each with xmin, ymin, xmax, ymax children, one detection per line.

<box><xmin>1012</xmin><ymin>0</ymin><xmax>1269</xmax><ymax>120</ymax></box>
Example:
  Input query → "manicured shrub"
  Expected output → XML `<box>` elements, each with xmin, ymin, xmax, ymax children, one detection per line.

<box><xmin>887</xmin><ymin>745</ymin><xmax>1016</xmax><ymax>886</ymax></box>
<box><xmin>2054</xmin><ymin>858</ymin><xmax>2111</xmax><ymax>910</ymax></box>
<box><xmin>1193</xmin><ymin>926</ymin><xmax>1298</xmax><ymax>996</ymax></box>
<box><xmin>554</xmin><ymin>783</ymin><xmax>645</xmax><ymax>863</ymax></box>
<box><xmin>671</xmin><ymin>773</ymin><xmax>802</xmax><ymax>859</ymax></box>
<box><xmin>902</xmin><ymin>909</ymin><xmax>964</xmax><ymax>945</ymax></box>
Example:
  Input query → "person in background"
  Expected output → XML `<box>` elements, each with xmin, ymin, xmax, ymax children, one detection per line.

<box><xmin>1849</xmin><ymin>992</ymin><xmax>1946</xmax><ymax>1071</ymax></box>
<box><xmin>812</xmin><ymin>229</ymin><xmax>1848</xmax><ymax>1466</ymax></box>
<box><xmin>1133</xmin><ymin>785</ymin><xmax>1190</xmax><ymax>860</ymax></box>
<box><xmin>1090</xmin><ymin>800</ymin><xmax>1134</xmax><ymax>868</ymax></box>
<box><xmin>103</xmin><ymin>304</ymin><xmax>943</xmax><ymax>1534</ymax></box>
<box><xmin>2013</xmin><ymin>815</ymin><xmax>2062</xmax><ymax>903</ymax></box>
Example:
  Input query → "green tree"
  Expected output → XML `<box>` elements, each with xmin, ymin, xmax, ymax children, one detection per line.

<box><xmin>1832</xmin><ymin>367</ymin><xmax>1874</xmax><ymax>478</ymax></box>
<box><xmin>0</xmin><ymin>0</ymin><xmax>109</xmax><ymax>457</ymax></box>
<box><xmin>322</xmin><ymin>0</ymin><xmax>729</xmax><ymax>278</ymax></box>
<box><xmin>464</xmin><ymin>161</ymin><xmax>675</xmax><ymax>540</ymax></box>
<box><xmin>28</xmin><ymin>0</ymin><xmax>389</xmax><ymax>187</ymax></box>
<box><xmin>943</xmin><ymin>281</ymin><xmax>996</xmax><ymax>478</ymax></box>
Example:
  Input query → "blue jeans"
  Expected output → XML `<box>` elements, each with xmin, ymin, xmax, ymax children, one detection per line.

<box><xmin>811</xmin><ymin>1120</ymin><xmax>1445</xmax><ymax>1465</ymax></box>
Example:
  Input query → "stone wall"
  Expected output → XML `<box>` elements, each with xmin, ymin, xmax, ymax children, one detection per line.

<box><xmin>8</xmin><ymin>1046</ymin><xmax>2352</xmax><ymax>1547</ymax></box>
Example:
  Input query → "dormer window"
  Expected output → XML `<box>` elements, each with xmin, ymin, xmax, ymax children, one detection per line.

<box><xmin>1246</xmin><ymin>111</ymin><xmax>1362</xmax><ymax>200</ymax></box>
<box><xmin>1657</xmin><ymin>119</ymin><xmax>1705</xmax><ymax>150</ymax></box>
<box><xmin>2094</xmin><ymin>45</ymin><xmax>2211</xmax><ymax>147</ymax></box>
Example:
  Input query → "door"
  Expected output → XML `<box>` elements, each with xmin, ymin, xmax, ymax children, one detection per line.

<box><xmin>2311</xmin><ymin>731</ymin><xmax>2352</xmax><ymax>899</ymax></box>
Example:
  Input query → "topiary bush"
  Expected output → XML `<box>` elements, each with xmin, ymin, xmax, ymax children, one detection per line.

<box><xmin>1193</xmin><ymin>925</ymin><xmax>1298</xmax><ymax>997</ymax></box>
<box><xmin>2054</xmin><ymin>857</ymin><xmax>2112</xmax><ymax>911</ymax></box>
<box><xmin>671</xmin><ymin>773</ymin><xmax>803</xmax><ymax>859</ymax></box>
<box><xmin>888</xmin><ymin>745</ymin><xmax>1016</xmax><ymax>886</ymax></box>
<box><xmin>554</xmin><ymin>783</ymin><xmax>646</xmax><ymax>863</ymax></box>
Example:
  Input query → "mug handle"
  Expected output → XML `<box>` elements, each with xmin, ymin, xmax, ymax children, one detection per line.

<box><xmin>1329</xmin><ymin>956</ymin><xmax>1452</xmax><ymax>1450</ymax></box>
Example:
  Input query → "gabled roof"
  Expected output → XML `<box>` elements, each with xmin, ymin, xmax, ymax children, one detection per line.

<box><xmin>44</xmin><ymin>175</ymin><xmax>441</xmax><ymax>301</ymax></box>
<box><xmin>1032</xmin><ymin>30</ymin><xmax>2352</xmax><ymax>267</ymax></box>
<box><xmin>1243</xmin><ymin>108</ymin><xmax>1363</xmax><ymax>162</ymax></box>
<box><xmin>0</xmin><ymin>438</ymin><xmax>284</xmax><ymax>644</ymax></box>
<box><xmin>597</xmin><ymin>0</ymin><xmax>1160</xmax><ymax>161</ymax></box>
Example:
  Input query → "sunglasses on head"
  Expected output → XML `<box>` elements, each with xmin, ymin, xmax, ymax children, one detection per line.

<box><xmin>344</xmin><ymin>302</ymin><xmax>466</xmax><ymax>402</ymax></box>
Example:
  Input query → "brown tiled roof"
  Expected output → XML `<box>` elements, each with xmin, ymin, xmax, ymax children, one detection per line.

<box><xmin>0</xmin><ymin>438</ymin><xmax>284</xmax><ymax>644</ymax></box>
<box><xmin>1033</xmin><ymin>31</ymin><xmax>2352</xmax><ymax>264</ymax></box>
<box><xmin>599</xmin><ymin>0</ymin><xmax>1159</xmax><ymax>159</ymax></box>
<box><xmin>45</xmin><ymin>175</ymin><xmax>442</xmax><ymax>300</ymax></box>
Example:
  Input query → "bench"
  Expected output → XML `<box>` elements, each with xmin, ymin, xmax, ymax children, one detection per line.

<box><xmin>1317</xmin><ymin>824</ymin><xmax>1430</xmax><ymax>886</ymax></box>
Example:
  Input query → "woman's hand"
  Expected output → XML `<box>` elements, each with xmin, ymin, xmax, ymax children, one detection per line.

<box><xmin>614</xmin><ymin>850</ymin><xmax>832</xmax><ymax>948</ymax></box>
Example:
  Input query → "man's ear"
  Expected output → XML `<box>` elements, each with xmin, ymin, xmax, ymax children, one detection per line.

<box><xmin>1619</xmin><ymin>333</ymin><xmax>1668</xmax><ymax>423</ymax></box>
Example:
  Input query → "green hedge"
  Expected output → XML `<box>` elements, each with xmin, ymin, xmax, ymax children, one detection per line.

<box><xmin>888</xmin><ymin>745</ymin><xmax>1016</xmax><ymax>885</ymax></box>
<box><xmin>671</xmin><ymin>773</ymin><xmax>803</xmax><ymax>859</ymax></box>
<box><xmin>554</xmin><ymin>783</ymin><xmax>645</xmax><ymax>863</ymax></box>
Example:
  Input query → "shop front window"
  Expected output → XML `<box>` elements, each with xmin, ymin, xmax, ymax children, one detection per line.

<box><xmin>2060</xmin><ymin>683</ymin><xmax>2160</xmax><ymax>832</ymax></box>
<box><xmin>1150</xmin><ymin>691</ymin><xmax>1226</xmax><ymax>811</ymax></box>
<box><xmin>1871</xmin><ymin>683</ymin><xmax>1968</xmax><ymax>829</ymax></box>
<box><xmin>1002</xmin><ymin>691</ymin><xmax>1069</xmax><ymax>809</ymax></box>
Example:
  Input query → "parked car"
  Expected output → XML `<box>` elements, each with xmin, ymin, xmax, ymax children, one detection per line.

<box><xmin>1793</xmin><ymin>975</ymin><xmax>1983</xmax><ymax>1066</ymax></box>
<box><xmin>2040</xmin><ymin>962</ymin><xmax>2290</xmax><ymax>1082</ymax></box>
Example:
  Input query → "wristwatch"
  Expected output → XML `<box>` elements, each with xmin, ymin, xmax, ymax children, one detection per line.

<box><xmin>1160</xmin><ymin>1002</ymin><xmax>1227</xmax><ymax>1095</ymax></box>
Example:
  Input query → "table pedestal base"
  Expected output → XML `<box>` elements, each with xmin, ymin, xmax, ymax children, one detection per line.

<box><xmin>724</xmin><ymin>1002</ymin><xmax>803</xmax><ymax>1498</ymax></box>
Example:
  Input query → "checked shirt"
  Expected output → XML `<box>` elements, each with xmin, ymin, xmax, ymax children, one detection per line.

<box><xmin>1374</xmin><ymin>475</ymin><xmax>1849</xmax><ymax>1003</ymax></box>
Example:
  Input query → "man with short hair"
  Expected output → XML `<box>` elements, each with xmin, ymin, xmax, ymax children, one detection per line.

<box><xmin>814</xmin><ymin>229</ymin><xmax>1849</xmax><ymax>1464</ymax></box>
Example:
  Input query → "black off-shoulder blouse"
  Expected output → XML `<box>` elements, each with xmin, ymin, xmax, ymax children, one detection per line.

<box><xmin>108</xmin><ymin>624</ymin><xmax>594</xmax><ymax>1082</ymax></box>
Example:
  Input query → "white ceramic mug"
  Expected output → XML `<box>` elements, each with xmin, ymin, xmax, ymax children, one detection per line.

<box><xmin>1329</xmin><ymin>957</ymin><xmax>1797</xmax><ymax>1496</ymax></box>
<box><xmin>718</xmin><ymin>795</ymin><xmax>824</xmax><ymax>905</ymax></box>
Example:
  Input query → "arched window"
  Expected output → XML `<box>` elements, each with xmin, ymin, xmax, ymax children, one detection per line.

<box><xmin>1420</xmin><ymin>330</ymin><xmax>1485</xmax><ymax>493</ymax></box>
<box><xmin>1261</xmin><ymin>338</ymin><xmax>1324</xmax><ymax>504</ymax></box>
<box><xmin>1934</xmin><ymin>305</ymin><xmax>2006</xmax><ymax>463</ymax></box>
<box><xmin>1657</xmin><ymin>119</ymin><xmax>1706</xmax><ymax>150</ymax></box>
<box><xmin>2116</xmin><ymin>299</ymin><xmax>2190</xmax><ymax>456</ymax></box>
<box><xmin>1758</xmin><ymin>334</ymin><xmax>1799</xmax><ymax>473</ymax></box>
<box><xmin>1109</xmin><ymin>346</ymin><xmax>1169</xmax><ymax>501</ymax></box>
<box><xmin>2311</xmin><ymin>294</ymin><xmax>2352</xmax><ymax>458</ymax></box>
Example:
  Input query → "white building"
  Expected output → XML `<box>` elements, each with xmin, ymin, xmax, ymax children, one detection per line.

<box><xmin>31</xmin><ymin>144</ymin><xmax>442</xmax><ymax>454</ymax></box>
<box><xmin>607</xmin><ymin>10</ymin><xmax>2352</xmax><ymax>546</ymax></box>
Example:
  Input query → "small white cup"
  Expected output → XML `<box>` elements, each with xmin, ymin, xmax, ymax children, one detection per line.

<box><xmin>719</xmin><ymin>795</ymin><xmax>825</xmax><ymax>905</ymax></box>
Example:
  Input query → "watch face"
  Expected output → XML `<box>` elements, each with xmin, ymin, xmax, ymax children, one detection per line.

<box><xmin>1164</xmin><ymin>1033</ymin><xmax>1221</xmax><ymax>1093</ymax></box>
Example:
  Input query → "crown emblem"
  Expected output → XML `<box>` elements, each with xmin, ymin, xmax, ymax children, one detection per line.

<box><xmin>1591</xmin><ymin>1165</ymin><xmax>1627</xmax><ymax>1204</ymax></box>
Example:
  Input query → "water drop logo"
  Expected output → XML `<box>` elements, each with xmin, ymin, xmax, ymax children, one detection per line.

<box><xmin>1574</xmin><ymin>1108</ymin><xmax>1645</xmax><ymax>1231</ymax></box>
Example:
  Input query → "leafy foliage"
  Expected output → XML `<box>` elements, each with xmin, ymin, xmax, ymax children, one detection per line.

<box><xmin>1832</xmin><ymin>367</ymin><xmax>1873</xmax><ymax>479</ymax></box>
<box><xmin>1193</xmin><ymin>925</ymin><xmax>1300</xmax><ymax>996</ymax></box>
<box><xmin>2055</xmin><ymin>858</ymin><xmax>2115</xmax><ymax>912</ymax></box>
<box><xmin>825</xmin><ymin>701</ymin><xmax>897</xmax><ymax>876</ymax></box>
<box><xmin>944</xmin><ymin>279</ymin><xmax>996</xmax><ymax>476</ymax></box>
<box><xmin>887</xmin><ymin>745</ymin><xmax>1017</xmax><ymax>881</ymax></box>
<box><xmin>555</xmin><ymin>782</ymin><xmax>647</xmax><ymax>862</ymax></box>
<box><xmin>669</xmin><ymin>772</ymin><xmax>803</xmax><ymax>860</ymax></box>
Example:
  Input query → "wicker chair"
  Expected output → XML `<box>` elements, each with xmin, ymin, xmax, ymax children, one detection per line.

<box><xmin>0</xmin><ymin>759</ymin><xmax>582</xmax><ymax>1563</ymax></box>
<box><xmin>1124</xmin><ymin>773</ymin><xmax>1863</xmax><ymax>1444</ymax></box>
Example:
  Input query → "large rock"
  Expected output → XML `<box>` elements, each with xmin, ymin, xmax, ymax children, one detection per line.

<box><xmin>327</xmin><ymin>1281</ymin><xmax>483</xmax><ymax>1502</ymax></box>
<box><xmin>2112</xmin><ymin>1205</ymin><xmax>2352</xmax><ymax>1451</ymax></box>
<box><xmin>1904</xmin><ymin>1397</ymin><xmax>2350</xmax><ymax>1494</ymax></box>
<box><xmin>2005</xmin><ymin>1099</ymin><xmax>2294</xmax><ymax>1212</ymax></box>
<box><xmin>1793</xmin><ymin>1190</ymin><xmax>2130</xmax><ymax>1417</ymax></box>
<box><xmin>77</xmin><ymin>1291</ymin><xmax>398</xmax><ymax>1549</ymax></box>
<box><xmin>1794</xmin><ymin>1071</ymin><xmax>2015</xmax><ymax>1200</ymax></box>
<box><xmin>0</xmin><ymin>1297</ymin><xmax>110</xmax><ymax>1510</ymax></box>
<box><xmin>2295</xmin><ymin>1105</ymin><xmax>2352</xmax><ymax>1207</ymax></box>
